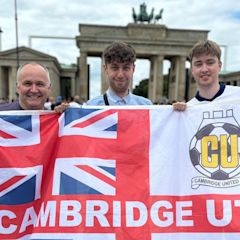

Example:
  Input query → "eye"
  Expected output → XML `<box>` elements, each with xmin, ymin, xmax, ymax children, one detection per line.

<box><xmin>111</xmin><ymin>66</ymin><xmax>119</xmax><ymax>71</ymax></box>
<box><xmin>36</xmin><ymin>82</ymin><xmax>46</xmax><ymax>87</ymax></box>
<box><xmin>193</xmin><ymin>62</ymin><xmax>202</xmax><ymax>67</ymax></box>
<box><xmin>206</xmin><ymin>60</ymin><xmax>216</xmax><ymax>65</ymax></box>
<box><xmin>123</xmin><ymin>66</ymin><xmax>131</xmax><ymax>71</ymax></box>
<box><xmin>23</xmin><ymin>81</ymin><xmax>32</xmax><ymax>87</ymax></box>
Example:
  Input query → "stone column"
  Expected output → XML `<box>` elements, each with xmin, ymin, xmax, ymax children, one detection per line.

<box><xmin>151</xmin><ymin>55</ymin><xmax>164</xmax><ymax>103</ymax></box>
<box><xmin>188</xmin><ymin>69</ymin><xmax>197</xmax><ymax>100</ymax></box>
<box><xmin>78</xmin><ymin>51</ymin><xmax>89</xmax><ymax>100</ymax></box>
<box><xmin>0</xmin><ymin>66</ymin><xmax>4</xmax><ymax>98</ymax></box>
<box><xmin>9</xmin><ymin>67</ymin><xmax>17</xmax><ymax>101</ymax></box>
<box><xmin>148</xmin><ymin>58</ymin><xmax>154</xmax><ymax>101</ymax></box>
<box><xmin>71</xmin><ymin>76</ymin><xmax>75</xmax><ymax>97</ymax></box>
<box><xmin>175</xmin><ymin>56</ymin><xmax>186</xmax><ymax>101</ymax></box>
<box><xmin>101</xmin><ymin>57</ymin><xmax>108</xmax><ymax>94</ymax></box>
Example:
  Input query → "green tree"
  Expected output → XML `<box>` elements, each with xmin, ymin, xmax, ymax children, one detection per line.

<box><xmin>133</xmin><ymin>79</ymin><xmax>149</xmax><ymax>98</ymax></box>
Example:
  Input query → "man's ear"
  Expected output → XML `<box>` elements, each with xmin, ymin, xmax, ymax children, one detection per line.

<box><xmin>103</xmin><ymin>64</ymin><xmax>107</xmax><ymax>74</ymax></box>
<box><xmin>16</xmin><ymin>82</ymin><xmax>20</xmax><ymax>94</ymax></box>
<box><xmin>219</xmin><ymin>61</ymin><xmax>222</xmax><ymax>69</ymax></box>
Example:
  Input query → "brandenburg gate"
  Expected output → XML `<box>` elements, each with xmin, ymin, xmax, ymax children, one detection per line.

<box><xmin>76</xmin><ymin>23</ymin><xmax>208</xmax><ymax>102</ymax></box>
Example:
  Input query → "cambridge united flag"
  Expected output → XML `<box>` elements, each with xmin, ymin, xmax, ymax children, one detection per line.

<box><xmin>1</xmin><ymin>106</ymin><xmax>240</xmax><ymax>240</ymax></box>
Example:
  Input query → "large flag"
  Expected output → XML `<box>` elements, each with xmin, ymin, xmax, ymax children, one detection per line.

<box><xmin>0</xmin><ymin>105</ymin><xmax>240</xmax><ymax>240</ymax></box>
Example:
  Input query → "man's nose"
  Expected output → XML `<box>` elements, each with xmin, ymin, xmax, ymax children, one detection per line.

<box><xmin>117</xmin><ymin>68</ymin><xmax>124</xmax><ymax>77</ymax></box>
<box><xmin>30</xmin><ymin>84</ymin><xmax>38</xmax><ymax>92</ymax></box>
<box><xmin>200</xmin><ymin>63</ymin><xmax>208</xmax><ymax>72</ymax></box>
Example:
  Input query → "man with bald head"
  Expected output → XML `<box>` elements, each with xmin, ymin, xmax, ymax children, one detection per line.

<box><xmin>0</xmin><ymin>62</ymin><xmax>51</xmax><ymax>110</ymax></box>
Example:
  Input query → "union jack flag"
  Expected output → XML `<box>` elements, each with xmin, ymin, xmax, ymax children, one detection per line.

<box><xmin>0</xmin><ymin>114</ymin><xmax>40</xmax><ymax>146</ymax></box>
<box><xmin>52</xmin><ymin>157</ymin><xmax>116</xmax><ymax>196</ymax></box>
<box><xmin>58</xmin><ymin>108</ymin><xmax>118</xmax><ymax>139</ymax></box>
<box><xmin>0</xmin><ymin>165</ymin><xmax>42</xmax><ymax>205</ymax></box>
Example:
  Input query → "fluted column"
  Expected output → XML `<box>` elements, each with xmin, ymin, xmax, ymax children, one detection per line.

<box><xmin>188</xmin><ymin>68</ymin><xmax>197</xmax><ymax>100</ymax></box>
<box><xmin>175</xmin><ymin>56</ymin><xmax>186</xmax><ymax>101</ymax></box>
<box><xmin>148</xmin><ymin>58</ymin><xmax>154</xmax><ymax>101</ymax></box>
<box><xmin>71</xmin><ymin>76</ymin><xmax>75</xmax><ymax>97</ymax></box>
<box><xmin>151</xmin><ymin>55</ymin><xmax>164</xmax><ymax>103</ymax></box>
<box><xmin>0</xmin><ymin>66</ymin><xmax>4</xmax><ymax>98</ymax></box>
<box><xmin>9</xmin><ymin>67</ymin><xmax>17</xmax><ymax>101</ymax></box>
<box><xmin>78</xmin><ymin>51</ymin><xmax>89</xmax><ymax>100</ymax></box>
<box><xmin>101</xmin><ymin>57</ymin><xmax>108</xmax><ymax>94</ymax></box>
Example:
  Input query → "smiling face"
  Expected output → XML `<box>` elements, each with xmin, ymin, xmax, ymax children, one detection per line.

<box><xmin>104</xmin><ymin>61</ymin><xmax>135</xmax><ymax>97</ymax></box>
<box><xmin>17</xmin><ymin>63</ymin><xmax>51</xmax><ymax>110</ymax></box>
<box><xmin>191</xmin><ymin>54</ymin><xmax>222</xmax><ymax>89</ymax></box>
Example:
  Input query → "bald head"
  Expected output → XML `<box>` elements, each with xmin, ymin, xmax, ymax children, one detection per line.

<box><xmin>17</xmin><ymin>63</ymin><xmax>51</xmax><ymax>85</ymax></box>
<box><xmin>16</xmin><ymin>63</ymin><xmax>51</xmax><ymax>110</ymax></box>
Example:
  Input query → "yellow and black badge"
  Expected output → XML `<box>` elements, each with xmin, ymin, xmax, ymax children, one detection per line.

<box><xmin>189</xmin><ymin>109</ymin><xmax>240</xmax><ymax>189</ymax></box>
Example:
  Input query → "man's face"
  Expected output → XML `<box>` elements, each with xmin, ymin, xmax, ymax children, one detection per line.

<box><xmin>191</xmin><ymin>54</ymin><xmax>222</xmax><ymax>88</ymax></box>
<box><xmin>17</xmin><ymin>64</ymin><xmax>51</xmax><ymax>110</ymax></box>
<box><xmin>104</xmin><ymin>61</ymin><xmax>135</xmax><ymax>96</ymax></box>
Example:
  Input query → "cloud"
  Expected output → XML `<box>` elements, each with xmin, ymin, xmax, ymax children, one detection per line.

<box><xmin>1</xmin><ymin>0</ymin><xmax>240</xmax><ymax>97</ymax></box>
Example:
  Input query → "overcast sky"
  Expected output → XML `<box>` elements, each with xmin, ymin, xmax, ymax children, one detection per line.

<box><xmin>1</xmin><ymin>0</ymin><xmax>240</xmax><ymax>98</ymax></box>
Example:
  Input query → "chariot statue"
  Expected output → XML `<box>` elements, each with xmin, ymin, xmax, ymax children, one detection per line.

<box><xmin>154</xmin><ymin>8</ymin><xmax>164</xmax><ymax>23</ymax></box>
<box><xmin>132</xmin><ymin>3</ymin><xmax>163</xmax><ymax>24</ymax></box>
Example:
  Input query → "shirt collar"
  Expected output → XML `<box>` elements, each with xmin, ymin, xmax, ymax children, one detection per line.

<box><xmin>107</xmin><ymin>88</ymin><xmax>131</xmax><ymax>104</ymax></box>
<box><xmin>195</xmin><ymin>83</ymin><xmax>225</xmax><ymax>102</ymax></box>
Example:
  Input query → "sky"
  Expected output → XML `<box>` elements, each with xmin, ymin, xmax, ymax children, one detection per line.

<box><xmin>1</xmin><ymin>0</ymin><xmax>240</xmax><ymax>98</ymax></box>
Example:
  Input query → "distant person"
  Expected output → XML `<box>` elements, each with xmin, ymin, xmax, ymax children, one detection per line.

<box><xmin>87</xmin><ymin>41</ymin><xmax>152</xmax><ymax>105</ymax></box>
<box><xmin>44</xmin><ymin>96</ymin><xmax>55</xmax><ymax>110</ymax></box>
<box><xmin>172</xmin><ymin>39</ymin><xmax>240</xmax><ymax>111</ymax></box>
<box><xmin>0</xmin><ymin>62</ymin><xmax>51</xmax><ymax>111</ymax></box>
<box><xmin>69</xmin><ymin>95</ymin><xmax>82</xmax><ymax>107</ymax></box>
<box><xmin>51</xmin><ymin>95</ymin><xmax>63</xmax><ymax>110</ymax></box>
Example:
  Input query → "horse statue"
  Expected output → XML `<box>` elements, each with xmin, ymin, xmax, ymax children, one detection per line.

<box><xmin>154</xmin><ymin>8</ymin><xmax>164</xmax><ymax>23</ymax></box>
<box><xmin>148</xmin><ymin>8</ymin><xmax>155</xmax><ymax>23</ymax></box>
<box><xmin>132</xmin><ymin>7</ymin><xmax>137</xmax><ymax>23</ymax></box>
<box><xmin>132</xmin><ymin>3</ymin><xmax>154</xmax><ymax>23</ymax></box>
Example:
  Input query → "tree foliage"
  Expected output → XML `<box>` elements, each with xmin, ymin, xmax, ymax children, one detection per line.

<box><xmin>133</xmin><ymin>79</ymin><xmax>149</xmax><ymax>98</ymax></box>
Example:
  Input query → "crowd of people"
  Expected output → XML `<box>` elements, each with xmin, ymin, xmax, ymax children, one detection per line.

<box><xmin>43</xmin><ymin>95</ymin><xmax>85</xmax><ymax>110</ymax></box>
<box><xmin>0</xmin><ymin>39</ymin><xmax>232</xmax><ymax>112</ymax></box>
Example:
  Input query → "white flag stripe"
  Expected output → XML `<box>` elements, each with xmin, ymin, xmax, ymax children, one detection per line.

<box><xmin>63</xmin><ymin>128</ymin><xmax>117</xmax><ymax>138</ymax></box>
<box><xmin>56</xmin><ymin>157</ymin><xmax>116</xmax><ymax>167</ymax></box>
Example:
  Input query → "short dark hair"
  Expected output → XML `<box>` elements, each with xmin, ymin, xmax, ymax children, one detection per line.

<box><xmin>103</xmin><ymin>41</ymin><xmax>136</xmax><ymax>65</ymax></box>
<box><xmin>189</xmin><ymin>40</ymin><xmax>221</xmax><ymax>63</ymax></box>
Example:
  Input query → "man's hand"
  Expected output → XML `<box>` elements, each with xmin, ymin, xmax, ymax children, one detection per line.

<box><xmin>54</xmin><ymin>103</ymin><xmax>70</xmax><ymax>113</ymax></box>
<box><xmin>173</xmin><ymin>102</ymin><xmax>187</xmax><ymax>111</ymax></box>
